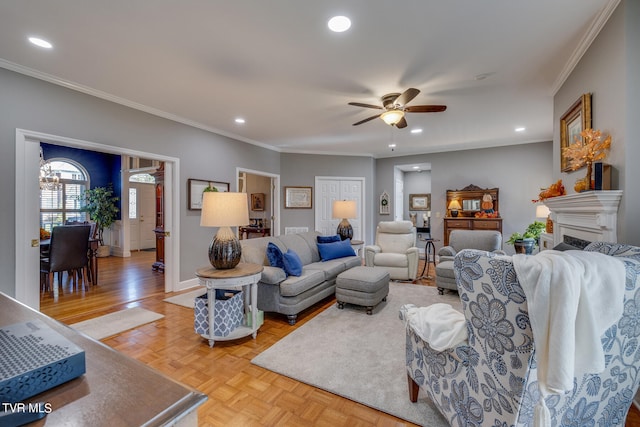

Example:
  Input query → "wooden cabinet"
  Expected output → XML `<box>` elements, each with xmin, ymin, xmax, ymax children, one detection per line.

<box><xmin>443</xmin><ymin>217</ymin><xmax>503</xmax><ymax>245</ymax></box>
<box><xmin>443</xmin><ymin>184</ymin><xmax>502</xmax><ymax>246</ymax></box>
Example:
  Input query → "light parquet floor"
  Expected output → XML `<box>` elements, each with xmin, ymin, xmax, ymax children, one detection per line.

<box><xmin>39</xmin><ymin>253</ymin><xmax>640</xmax><ymax>427</ymax></box>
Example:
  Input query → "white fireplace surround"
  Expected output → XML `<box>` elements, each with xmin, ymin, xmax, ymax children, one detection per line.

<box><xmin>544</xmin><ymin>190</ymin><xmax>623</xmax><ymax>247</ymax></box>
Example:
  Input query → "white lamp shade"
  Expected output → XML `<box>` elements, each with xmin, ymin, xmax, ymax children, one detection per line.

<box><xmin>332</xmin><ymin>200</ymin><xmax>357</xmax><ymax>219</ymax></box>
<box><xmin>536</xmin><ymin>204</ymin><xmax>551</xmax><ymax>218</ymax></box>
<box><xmin>200</xmin><ymin>192</ymin><xmax>249</xmax><ymax>227</ymax></box>
<box><xmin>448</xmin><ymin>200</ymin><xmax>462</xmax><ymax>210</ymax></box>
<box><xmin>380</xmin><ymin>110</ymin><xmax>405</xmax><ymax>125</ymax></box>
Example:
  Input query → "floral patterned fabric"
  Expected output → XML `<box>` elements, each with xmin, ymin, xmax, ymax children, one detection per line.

<box><xmin>403</xmin><ymin>243</ymin><xmax>640</xmax><ymax>426</ymax></box>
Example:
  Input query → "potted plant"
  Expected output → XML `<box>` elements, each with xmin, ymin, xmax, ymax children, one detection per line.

<box><xmin>81</xmin><ymin>184</ymin><xmax>120</xmax><ymax>257</ymax></box>
<box><xmin>507</xmin><ymin>221</ymin><xmax>546</xmax><ymax>254</ymax></box>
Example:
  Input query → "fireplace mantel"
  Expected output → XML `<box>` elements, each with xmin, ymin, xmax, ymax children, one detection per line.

<box><xmin>544</xmin><ymin>190</ymin><xmax>623</xmax><ymax>247</ymax></box>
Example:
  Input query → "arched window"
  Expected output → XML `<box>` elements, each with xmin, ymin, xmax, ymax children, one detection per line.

<box><xmin>40</xmin><ymin>158</ymin><xmax>90</xmax><ymax>232</ymax></box>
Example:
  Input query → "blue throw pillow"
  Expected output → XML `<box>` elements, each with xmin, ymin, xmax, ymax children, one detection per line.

<box><xmin>267</xmin><ymin>242</ymin><xmax>286</xmax><ymax>273</ymax></box>
<box><xmin>282</xmin><ymin>249</ymin><xmax>303</xmax><ymax>276</ymax></box>
<box><xmin>317</xmin><ymin>234</ymin><xmax>341</xmax><ymax>244</ymax></box>
<box><xmin>317</xmin><ymin>238</ymin><xmax>356</xmax><ymax>261</ymax></box>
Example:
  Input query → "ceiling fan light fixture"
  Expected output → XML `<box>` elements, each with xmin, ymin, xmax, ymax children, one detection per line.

<box><xmin>381</xmin><ymin>110</ymin><xmax>404</xmax><ymax>126</ymax></box>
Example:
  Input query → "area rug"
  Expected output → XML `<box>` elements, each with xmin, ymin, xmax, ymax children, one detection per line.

<box><xmin>251</xmin><ymin>283</ymin><xmax>461</xmax><ymax>426</ymax></box>
<box><xmin>70</xmin><ymin>307</ymin><xmax>164</xmax><ymax>340</ymax></box>
<box><xmin>163</xmin><ymin>287</ymin><xmax>206</xmax><ymax>308</ymax></box>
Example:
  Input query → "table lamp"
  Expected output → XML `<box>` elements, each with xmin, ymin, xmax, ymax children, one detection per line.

<box><xmin>200</xmin><ymin>192</ymin><xmax>249</xmax><ymax>269</ymax></box>
<box><xmin>332</xmin><ymin>200</ymin><xmax>357</xmax><ymax>240</ymax></box>
<box><xmin>448</xmin><ymin>200</ymin><xmax>462</xmax><ymax>217</ymax></box>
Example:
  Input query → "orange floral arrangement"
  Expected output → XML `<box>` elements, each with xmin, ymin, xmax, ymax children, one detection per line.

<box><xmin>532</xmin><ymin>179</ymin><xmax>566</xmax><ymax>203</ymax></box>
<box><xmin>563</xmin><ymin>128</ymin><xmax>611</xmax><ymax>171</ymax></box>
<box><xmin>40</xmin><ymin>227</ymin><xmax>50</xmax><ymax>240</ymax></box>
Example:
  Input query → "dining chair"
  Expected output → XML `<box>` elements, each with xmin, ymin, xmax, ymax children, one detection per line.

<box><xmin>41</xmin><ymin>224</ymin><xmax>91</xmax><ymax>293</ymax></box>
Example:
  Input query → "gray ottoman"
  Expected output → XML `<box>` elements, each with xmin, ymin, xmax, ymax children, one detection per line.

<box><xmin>336</xmin><ymin>266</ymin><xmax>390</xmax><ymax>315</ymax></box>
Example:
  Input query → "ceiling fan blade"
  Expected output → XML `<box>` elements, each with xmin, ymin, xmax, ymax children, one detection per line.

<box><xmin>395</xmin><ymin>88</ymin><xmax>420</xmax><ymax>106</ymax></box>
<box><xmin>395</xmin><ymin>117</ymin><xmax>408</xmax><ymax>129</ymax></box>
<box><xmin>352</xmin><ymin>114</ymin><xmax>381</xmax><ymax>126</ymax></box>
<box><xmin>348</xmin><ymin>102</ymin><xmax>383</xmax><ymax>110</ymax></box>
<box><xmin>404</xmin><ymin>105</ymin><xmax>447</xmax><ymax>113</ymax></box>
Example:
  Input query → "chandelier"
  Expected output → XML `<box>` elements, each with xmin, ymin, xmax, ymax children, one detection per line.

<box><xmin>39</xmin><ymin>148</ymin><xmax>60</xmax><ymax>190</ymax></box>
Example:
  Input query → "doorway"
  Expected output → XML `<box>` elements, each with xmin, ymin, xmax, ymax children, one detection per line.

<box><xmin>15</xmin><ymin>129</ymin><xmax>180</xmax><ymax>310</ymax></box>
<box><xmin>129</xmin><ymin>181</ymin><xmax>157</xmax><ymax>251</ymax></box>
<box><xmin>237</xmin><ymin>167</ymin><xmax>280</xmax><ymax>236</ymax></box>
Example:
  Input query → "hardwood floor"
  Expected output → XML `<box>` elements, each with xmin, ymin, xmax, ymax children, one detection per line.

<box><xmin>40</xmin><ymin>253</ymin><xmax>640</xmax><ymax>426</ymax></box>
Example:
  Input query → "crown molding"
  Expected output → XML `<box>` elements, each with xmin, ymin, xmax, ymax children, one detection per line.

<box><xmin>0</xmin><ymin>58</ymin><xmax>280</xmax><ymax>153</ymax></box>
<box><xmin>552</xmin><ymin>0</ymin><xmax>622</xmax><ymax>95</ymax></box>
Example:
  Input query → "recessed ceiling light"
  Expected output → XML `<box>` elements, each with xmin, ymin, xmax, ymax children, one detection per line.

<box><xmin>28</xmin><ymin>37</ymin><xmax>53</xmax><ymax>49</ymax></box>
<box><xmin>328</xmin><ymin>16</ymin><xmax>351</xmax><ymax>32</ymax></box>
<box><xmin>413</xmin><ymin>166</ymin><xmax>420</xmax><ymax>169</ymax></box>
<box><xmin>388</xmin><ymin>143</ymin><xmax>396</xmax><ymax>148</ymax></box>
<box><xmin>235</xmin><ymin>118</ymin><xmax>245</xmax><ymax>124</ymax></box>
<box><xmin>411</xmin><ymin>128</ymin><xmax>423</xmax><ymax>134</ymax></box>
<box><xmin>515</xmin><ymin>127</ymin><xmax>526</xmax><ymax>132</ymax></box>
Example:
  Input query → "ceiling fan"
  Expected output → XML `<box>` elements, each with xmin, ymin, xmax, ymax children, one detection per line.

<box><xmin>348</xmin><ymin>88</ymin><xmax>446</xmax><ymax>128</ymax></box>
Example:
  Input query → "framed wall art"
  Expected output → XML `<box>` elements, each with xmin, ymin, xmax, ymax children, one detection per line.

<box><xmin>284</xmin><ymin>186</ymin><xmax>312</xmax><ymax>209</ymax></box>
<box><xmin>409</xmin><ymin>193</ymin><xmax>431</xmax><ymax>211</ymax></box>
<box><xmin>251</xmin><ymin>193</ymin><xmax>265</xmax><ymax>211</ymax></box>
<box><xmin>560</xmin><ymin>93</ymin><xmax>591</xmax><ymax>172</ymax></box>
<box><xmin>188</xmin><ymin>178</ymin><xmax>229</xmax><ymax>210</ymax></box>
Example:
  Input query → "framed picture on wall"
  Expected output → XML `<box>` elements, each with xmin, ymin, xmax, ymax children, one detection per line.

<box><xmin>251</xmin><ymin>193</ymin><xmax>265</xmax><ymax>211</ymax></box>
<box><xmin>409</xmin><ymin>194</ymin><xmax>431</xmax><ymax>210</ymax></box>
<box><xmin>284</xmin><ymin>186</ymin><xmax>312</xmax><ymax>209</ymax></box>
<box><xmin>188</xmin><ymin>178</ymin><xmax>229</xmax><ymax>210</ymax></box>
<box><xmin>560</xmin><ymin>93</ymin><xmax>592</xmax><ymax>172</ymax></box>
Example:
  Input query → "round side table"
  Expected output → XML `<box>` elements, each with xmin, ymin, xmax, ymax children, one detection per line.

<box><xmin>195</xmin><ymin>263</ymin><xmax>263</xmax><ymax>347</ymax></box>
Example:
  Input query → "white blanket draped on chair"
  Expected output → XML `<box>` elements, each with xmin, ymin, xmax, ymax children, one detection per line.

<box><xmin>513</xmin><ymin>250</ymin><xmax>626</xmax><ymax>426</ymax></box>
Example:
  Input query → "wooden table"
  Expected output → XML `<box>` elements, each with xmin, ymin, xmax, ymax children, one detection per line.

<box><xmin>0</xmin><ymin>292</ymin><xmax>207</xmax><ymax>426</ymax></box>
<box><xmin>195</xmin><ymin>263</ymin><xmax>263</xmax><ymax>347</ymax></box>
<box><xmin>239</xmin><ymin>227</ymin><xmax>270</xmax><ymax>239</ymax></box>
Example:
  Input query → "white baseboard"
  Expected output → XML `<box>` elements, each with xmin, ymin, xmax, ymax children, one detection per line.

<box><xmin>174</xmin><ymin>277</ymin><xmax>200</xmax><ymax>292</ymax></box>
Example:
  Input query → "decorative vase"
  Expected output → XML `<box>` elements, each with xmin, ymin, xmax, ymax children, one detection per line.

<box><xmin>585</xmin><ymin>161</ymin><xmax>594</xmax><ymax>190</ymax></box>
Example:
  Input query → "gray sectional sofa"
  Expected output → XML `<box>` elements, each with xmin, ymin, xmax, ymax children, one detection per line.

<box><xmin>239</xmin><ymin>231</ymin><xmax>362</xmax><ymax>325</ymax></box>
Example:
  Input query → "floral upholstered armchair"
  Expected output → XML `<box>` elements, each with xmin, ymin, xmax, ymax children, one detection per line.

<box><xmin>402</xmin><ymin>242</ymin><xmax>640</xmax><ymax>426</ymax></box>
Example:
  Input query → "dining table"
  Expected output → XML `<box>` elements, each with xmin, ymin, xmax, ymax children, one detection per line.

<box><xmin>40</xmin><ymin>238</ymin><xmax>100</xmax><ymax>286</ymax></box>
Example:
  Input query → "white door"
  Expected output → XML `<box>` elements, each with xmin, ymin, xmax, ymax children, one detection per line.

<box><xmin>315</xmin><ymin>177</ymin><xmax>364</xmax><ymax>241</ymax></box>
<box><xmin>129</xmin><ymin>183</ymin><xmax>156</xmax><ymax>250</ymax></box>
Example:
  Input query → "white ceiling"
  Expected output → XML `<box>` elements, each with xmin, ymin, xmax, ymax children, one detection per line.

<box><xmin>0</xmin><ymin>1</ymin><xmax>617</xmax><ymax>159</ymax></box>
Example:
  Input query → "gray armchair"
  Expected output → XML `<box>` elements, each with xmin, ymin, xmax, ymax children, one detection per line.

<box><xmin>435</xmin><ymin>229</ymin><xmax>503</xmax><ymax>294</ymax></box>
<box><xmin>364</xmin><ymin>221</ymin><xmax>419</xmax><ymax>281</ymax></box>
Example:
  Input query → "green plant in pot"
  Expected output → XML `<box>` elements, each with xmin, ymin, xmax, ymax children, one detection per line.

<box><xmin>81</xmin><ymin>184</ymin><xmax>120</xmax><ymax>257</ymax></box>
<box><xmin>507</xmin><ymin>221</ymin><xmax>546</xmax><ymax>255</ymax></box>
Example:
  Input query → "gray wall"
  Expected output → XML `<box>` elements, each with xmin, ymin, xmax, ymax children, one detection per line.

<box><xmin>554</xmin><ymin>0</ymin><xmax>640</xmax><ymax>245</ymax></box>
<box><xmin>279</xmin><ymin>153</ymin><xmax>376</xmax><ymax>239</ymax></box>
<box><xmin>375</xmin><ymin>142</ymin><xmax>554</xmax><ymax>254</ymax></box>
<box><xmin>0</xmin><ymin>67</ymin><xmax>280</xmax><ymax>296</ymax></box>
